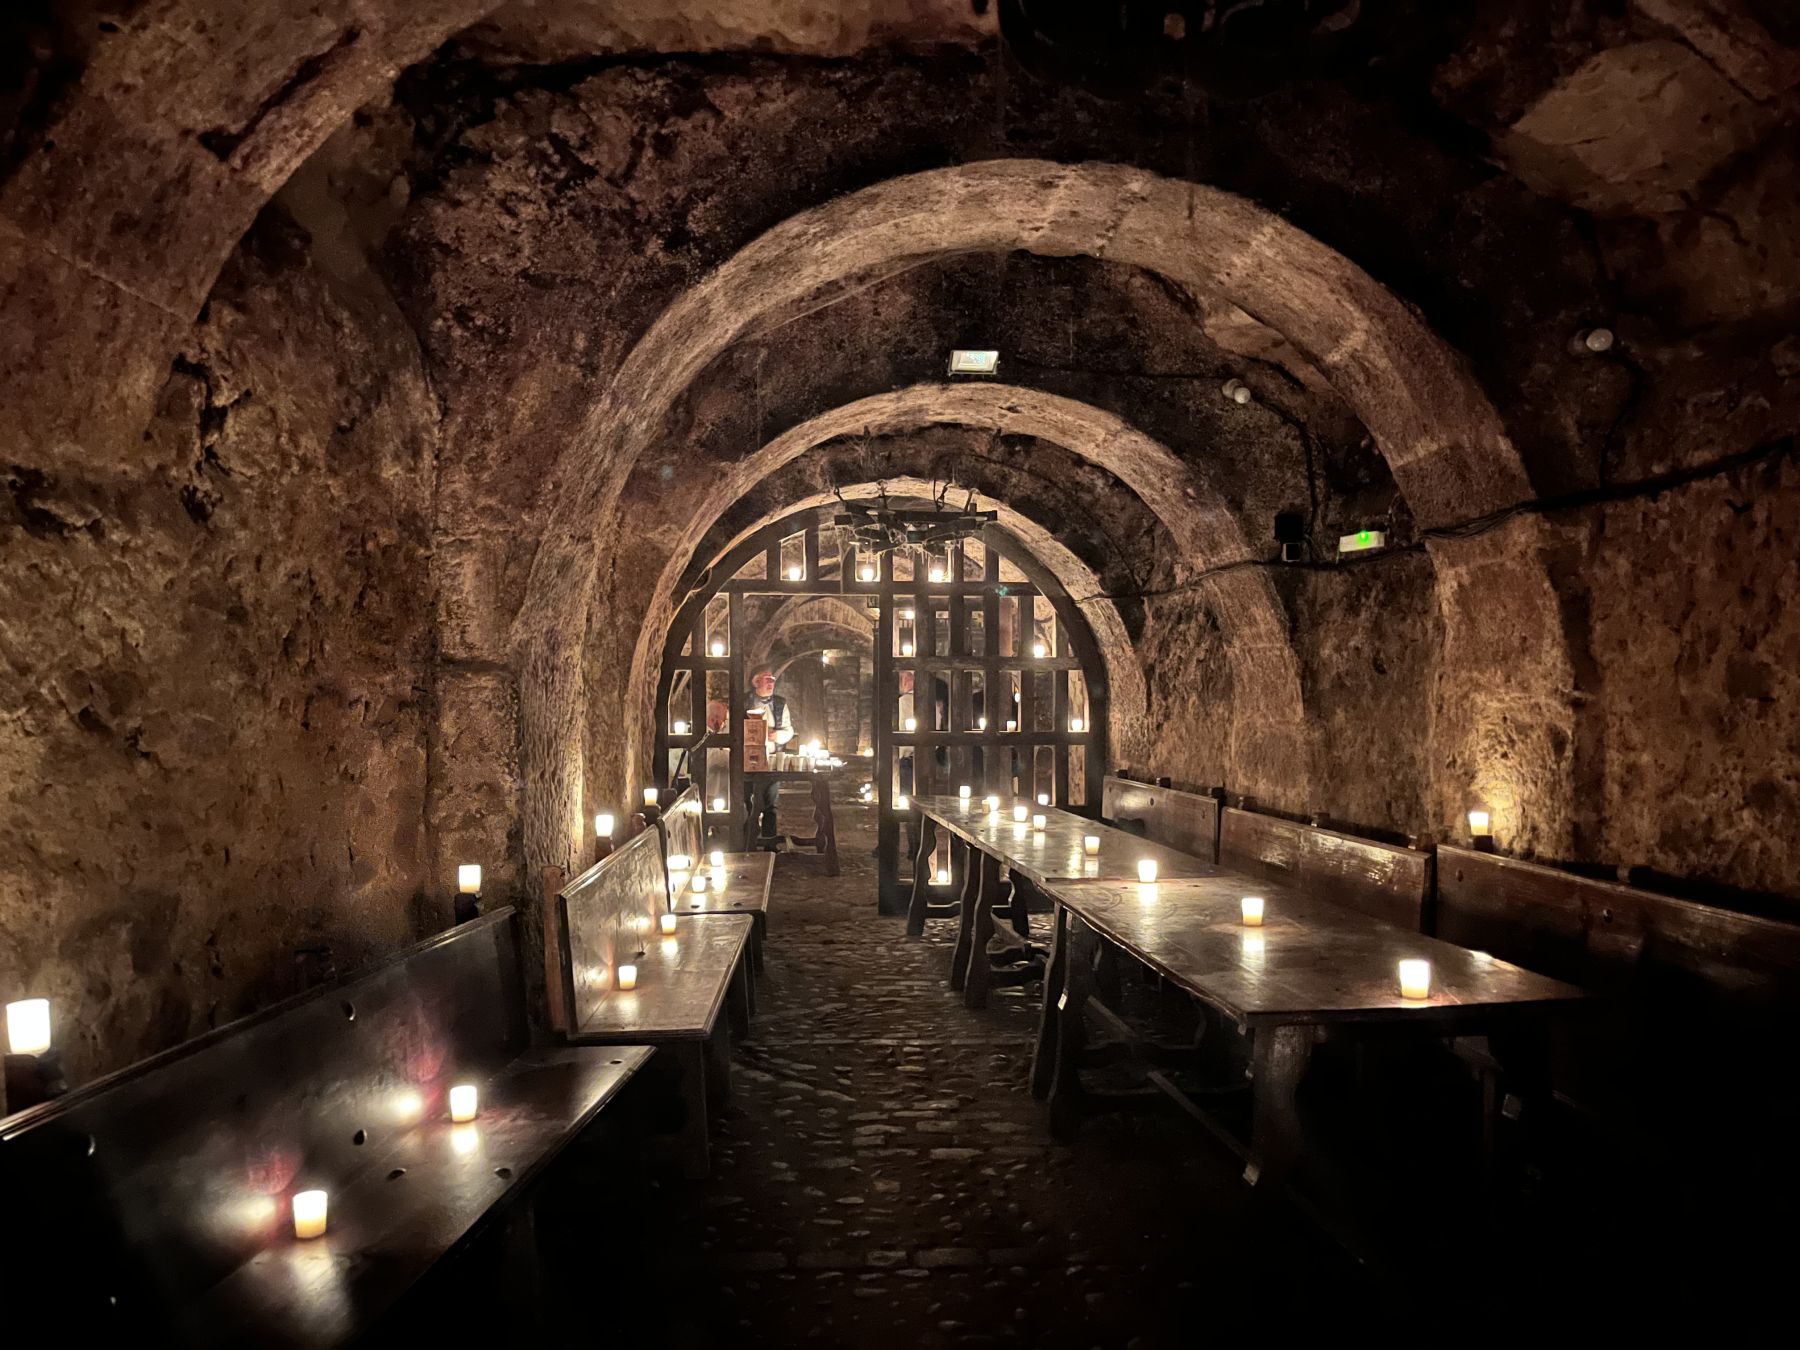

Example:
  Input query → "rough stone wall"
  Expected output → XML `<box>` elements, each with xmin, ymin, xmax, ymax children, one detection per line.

<box><xmin>0</xmin><ymin>212</ymin><xmax>439</xmax><ymax>1081</ymax></box>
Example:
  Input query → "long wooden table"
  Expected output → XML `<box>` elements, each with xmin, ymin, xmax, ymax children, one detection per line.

<box><xmin>907</xmin><ymin>796</ymin><xmax>1215</xmax><ymax>1007</ymax></box>
<box><xmin>1034</xmin><ymin>871</ymin><xmax>1586</xmax><ymax>1192</ymax></box>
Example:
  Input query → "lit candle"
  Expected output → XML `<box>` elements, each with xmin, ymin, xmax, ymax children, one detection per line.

<box><xmin>643</xmin><ymin>787</ymin><xmax>659</xmax><ymax>807</ymax></box>
<box><xmin>936</xmin><ymin>869</ymin><xmax>951</xmax><ymax>885</ymax></box>
<box><xmin>900</xmin><ymin>608</ymin><xmax>915</xmax><ymax>620</ymax></box>
<box><xmin>1137</xmin><ymin>858</ymin><xmax>1159</xmax><ymax>883</ymax></box>
<box><xmin>449</xmin><ymin>1084</ymin><xmax>478</xmax><ymax>1122</ymax></box>
<box><xmin>1398</xmin><ymin>959</ymin><xmax>1432</xmax><ymax>1000</ymax></box>
<box><xmin>929</xmin><ymin>566</ymin><xmax>945</xmax><ymax>582</ymax></box>
<box><xmin>1069</xmin><ymin>717</ymin><xmax>1084</xmax><ymax>733</ymax></box>
<box><xmin>959</xmin><ymin>785</ymin><xmax>972</xmax><ymax>801</ymax></box>
<box><xmin>672</xmin><ymin>720</ymin><xmax>688</xmax><ymax>736</ymax></box>
<box><xmin>976</xmin><ymin>717</ymin><xmax>987</xmax><ymax>730</ymax></box>
<box><xmin>595</xmin><ymin>813</ymin><xmax>615</xmax><ymax>838</ymax></box>
<box><xmin>858</xmin><ymin>564</ymin><xmax>875</xmax><ymax>582</ymax></box>
<box><xmin>692</xmin><ymin>873</ymin><xmax>709</xmax><ymax>894</ymax></box>
<box><xmin>904</xmin><ymin>716</ymin><xmax>917</xmax><ymax>732</ymax></box>
<box><xmin>1032</xmin><ymin>814</ymin><xmax>1046</xmax><ymax>831</ymax></box>
<box><xmin>660</xmin><ymin>913</ymin><xmax>678</xmax><ymax>935</ymax></box>
<box><xmin>1032</xmin><ymin>642</ymin><xmax>1047</xmax><ymax>659</ymax></box>
<box><xmin>5</xmin><ymin>998</ymin><xmax>51</xmax><ymax>1055</ymax></box>
<box><xmin>709</xmin><ymin>849</ymin><xmax>724</xmax><ymax>868</ymax></box>
<box><xmin>984</xmin><ymin>795</ymin><xmax>1000</xmax><ymax>814</ymax></box>
<box><xmin>1468</xmin><ymin>810</ymin><xmax>1491</xmax><ymax>837</ymax></box>
<box><xmin>668</xmin><ymin>854</ymin><xmax>692</xmax><ymax>871</ymax></box>
<box><xmin>787</xmin><ymin>565</ymin><xmax>803</xmax><ymax>581</ymax></box>
<box><xmin>709</xmin><ymin>640</ymin><xmax>725</xmax><ymax>657</ymax></box>
<box><xmin>292</xmin><ymin>1190</ymin><xmax>328</xmax><ymax>1240</ymax></box>
<box><xmin>1241</xmin><ymin>895</ymin><xmax>1265</xmax><ymax>926</ymax></box>
<box><xmin>895</xmin><ymin>793</ymin><xmax>909</xmax><ymax>810</ymax></box>
<box><xmin>712</xmin><ymin>796</ymin><xmax>726</xmax><ymax>812</ymax></box>
<box><xmin>1012</xmin><ymin>804</ymin><xmax>1029</xmax><ymax>823</ymax></box>
<box><xmin>1005</xmin><ymin>719</ymin><xmax>1017</xmax><ymax>732</ymax></box>
<box><xmin>1037</xmin><ymin>793</ymin><xmax>1050</xmax><ymax>807</ymax></box>
<box><xmin>457</xmin><ymin>864</ymin><xmax>481</xmax><ymax>895</ymax></box>
<box><xmin>901</xmin><ymin>643</ymin><xmax>915</xmax><ymax>658</ymax></box>
<box><xmin>617</xmin><ymin>965</ymin><xmax>639</xmax><ymax>991</ymax></box>
<box><xmin>1083</xmin><ymin>835</ymin><xmax>1100</xmax><ymax>855</ymax></box>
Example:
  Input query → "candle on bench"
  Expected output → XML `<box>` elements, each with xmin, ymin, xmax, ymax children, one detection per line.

<box><xmin>660</xmin><ymin>913</ymin><xmax>678</xmax><ymax>934</ymax></box>
<box><xmin>449</xmin><ymin>1084</ymin><xmax>478</xmax><ymax>1122</ymax></box>
<box><xmin>292</xmin><ymin>1190</ymin><xmax>328</xmax><ymax>1241</ymax></box>
<box><xmin>617</xmin><ymin>964</ymin><xmax>639</xmax><ymax>991</ymax></box>
<box><xmin>1241</xmin><ymin>896</ymin><xmax>1265</xmax><ymax>926</ymax></box>
<box><xmin>1137</xmin><ymin>858</ymin><xmax>1158</xmax><ymax>883</ymax></box>
<box><xmin>1398</xmin><ymin>959</ymin><xmax>1432</xmax><ymax>1000</ymax></box>
<box><xmin>1083</xmin><ymin>835</ymin><xmax>1100</xmax><ymax>855</ymax></box>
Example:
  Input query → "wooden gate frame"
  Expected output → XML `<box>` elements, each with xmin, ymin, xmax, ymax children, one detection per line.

<box><xmin>653</xmin><ymin>502</ymin><xmax>1109</xmax><ymax>911</ymax></box>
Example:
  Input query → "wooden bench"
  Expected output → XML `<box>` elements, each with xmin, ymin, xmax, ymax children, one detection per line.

<box><xmin>1435</xmin><ymin>846</ymin><xmax>1800</xmax><ymax>1152</ymax></box>
<box><xmin>1221</xmin><ymin>806</ymin><xmax>1431</xmax><ymax>931</ymax></box>
<box><xmin>659</xmin><ymin>786</ymin><xmax>777</xmax><ymax>969</ymax></box>
<box><xmin>0</xmin><ymin>910</ymin><xmax>651</xmax><ymax>1343</ymax></box>
<box><xmin>1102</xmin><ymin>775</ymin><xmax>1221</xmax><ymax>860</ymax></box>
<box><xmin>546</xmin><ymin>823</ymin><xmax>754</xmax><ymax>1178</ymax></box>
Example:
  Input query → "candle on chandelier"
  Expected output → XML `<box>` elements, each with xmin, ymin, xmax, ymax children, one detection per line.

<box><xmin>1240</xmin><ymin>896</ymin><xmax>1265</xmax><ymax>926</ymax></box>
<box><xmin>1398</xmin><ymin>960</ymin><xmax>1431</xmax><ymax>1000</ymax></box>
<box><xmin>449</xmin><ymin>1084</ymin><xmax>479</xmax><ymax>1122</ymax></box>
<box><xmin>292</xmin><ymin>1190</ymin><xmax>329</xmax><ymax>1241</ymax></box>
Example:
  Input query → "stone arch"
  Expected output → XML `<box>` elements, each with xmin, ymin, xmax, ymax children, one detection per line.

<box><xmin>521</xmin><ymin>159</ymin><xmax>1570</xmax><ymax>869</ymax></box>
<box><xmin>747</xmin><ymin>596</ymin><xmax>877</xmax><ymax>674</ymax></box>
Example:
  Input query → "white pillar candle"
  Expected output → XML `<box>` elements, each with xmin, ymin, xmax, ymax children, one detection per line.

<box><xmin>709</xmin><ymin>640</ymin><xmax>725</xmax><ymax>657</ymax></box>
<box><xmin>457</xmin><ymin>864</ymin><xmax>481</xmax><ymax>894</ymax></box>
<box><xmin>292</xmin><ymin>1190</ymin><xmax>328</xmax><ymax>1240</ymax></box>
<box><xmin>1467</xmin><ymin>810</ymin><xmax>1491</xmax><ymax>837</ymax></box>
<box><xmin>643</xmin><ymin>787</ymin><xmax>659</xmax><ymax>806</ymax></box>
<box><xmin>616</xmin><ymin>965</ymin><xmax>638</xmax><ymax>991</ymax></box>
<box><xmin>1398</xmin><ymin>959</ymin><xmax>1432</xmax><ymax>1000</ymax></box>
<box><xmin>1137</xmin><ymin>858</ymin><xmax>1159</xmax><ymax>883</ymax></box>
<box><xmin>1032</xmin><ymin>814</ymin><xmax>1047</xmax><ymax>831</ymax></box>
<box><xmin>660</xmin><ymin>913</ymin><xmax>678</xmax><ymax>935</ymax></box>
<box><xmin>1241</xmin><ymin>896</ymin><xmax>1265</xmax><ymax>926</ymax></box>
<box><xmin>858</xmin><ymin>564</ymin><xmax>875</xmax><ymax>582</ymax></box>
<box><xmin>1083</xmin><ymin>835</ymin><xmax>1100</xmax><ymax>856</ymax></box>
<box><xmin>959</xmin><ymin>785</ymin><xmax>972</xmax><ymax>801</ymax></box>
<box><xmin>1005</xmin><ymin>719</ymin><xmax>1017</xmax><ymax>732</ymax></box>
<box><xmin>929</xmin><ymin>566</ymin><xmax>945</xmax><ymax>582</ymax></box>
<box><xmin>449</xmin><ymin>1084</ymin><xmax>478</xmax><ymax>1122</ymax></box>
<box><xmin>5</xmin><ymin>998</ymin><xmax>51</xmax><ymax>1055</ymax></box>
<box><xmin>595</xmin><ymin>813</ymin><xmax>615</xmax><ymax>838</ymax></box>
<box><xmin>787</xmin><ymin>565</ymin><xmax>803</xmax><ymax>581</ymax></box>
<box><xmin>936</xmin><ymin>869</ymin><xmax>951</xmax><ymax>885</ymax></box>
<box><xmin>1012</xmin><ymin>804</ymin><xmax>1029</xmax><ymax>823</ymax></box>
<box><xmin>692</xmin><ymin>874</ymin><xmax>709</xmax><ymax>894</ymax></box>
<box><xmin>1069</xmin><ymin>717</ymin><xmax>1084</xmax><ymax>733</ymax></box>
<box><xmin>1037</xmin><ymin>793</ymin><xmax>1050</xmax><ymax>807</ymax></box>
<box><xmin>712</xmin><ymin>796</ymin><xmax>726</xmax><ymax>812</ymax></box>
<box><xmin>710</xmin><ymin>849</ymin><xmax>725</xmax><ymax>868</ymax></box>
<box><xmin>1032</xmin><ymin>642</ymin><xmax>1047</xmax><ymax>658</ymax></box>
<box><xmin>976</xmin><ymin>717</ymin><xmax>987</xmax><ymax>730</ymax></box>
<box><xmin>672</xmin><ymin>720</ymin><xmax>688</xmax><ymax>736</ymax></box>
<box><xmin>900</xmin><ymin>643</ymin><xmax>915</xmax><ymax>658</ymax></box>
<box><xmin>984</xmin><ymin>795</ymin><xmax>1000</xmax><ymax>812</ymax></box>
<box><xmin>894</xmin><ymin>793</ymin><xmax>909</xmax><ymax>811</ymax></box>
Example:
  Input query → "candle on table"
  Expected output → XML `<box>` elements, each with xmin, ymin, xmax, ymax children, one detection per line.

<box><xmin>617</xmin><ymin>965</ymin><xmax>639</xmax><ymax>992</ymax></box>
<box><xmin>1012</xmin><ymin>804</ymin><xmax>1028</xmax><ymax>823</ymax></box>
<box><xmin>661</xmin><ymin>913</ymin><xmax>678</xmax><ymax>934</ymax></box>
<box><xmin>1032</xmin><ymin>814</ymin><xmax>1046</xmax><ymax>831</ymax></box>
<box><xmin>449</xmin><ymin>1084</ymin><xmax>478</xmax><ymax>1122</ymax></box>
<box><xmin>5</xmin><ymin>998</ymin><xmax>51</xmax><ymax>1055</ymax></box>
<box><xmin>959</xmin><ymin>785</ymin><xmax>972</xmax><ymax>801</ymax></box>
<box><xmin>457</xmin><ymin>864</ymin><xmax>481</xmax><ymax>895</ymax></box>
<box><xmin>668</xmin><ymin>854</ymin><xmax>692</xmax><ymax>872</ymax></box>
<box><xmin>1137</xmin><ymin>858</ymin><xmax>1159</xmax><ymax>883</ymax></box>
<box><xmin>292</xmin><ymin>1190</ymin><xmax>328</xmax><ymax>1240</ymax></box>
<box><xmin>1398</xmin><ymin>959</ymin><xmax>1432</xmax><ymax>1000</ymax></box>
<box><xmin>1241</xmin><ymin>896</ymin><xmax>1265</xmax><ymax>926</ymax></box>
<box><xmin>1037</xmin><ymin>793</ymin><xmax>1050</xmax><ymax>807</ymax></box>
<box><xmin>692</xmin><ymin>873</ymin><xmax>709</xmax><ymax>894</ymax></box>
<box><xmin>451</xmin><ymin>1125</ymin><xmax>480</xmax><ymax>1157</ymax></box>
<box><xmin>1083</xmin><ymin>835</ymin><xmax>1100</xmax><ymax>856</ymax></box>
<box><xmin>710</xmin><ymin>849</ymin><xmax>725</xmax><ymax>868</ymax></box>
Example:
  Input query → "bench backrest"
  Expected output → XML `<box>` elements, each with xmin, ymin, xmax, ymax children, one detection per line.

<box><xmin>0</xmin><ymin>910</ymin><xmax>527</xmax><ymax>1322</ymax></box>
<box><xmin>660</xmin><ymin>784</ymin><xmax>704</xmax><ymax>872</ymax></box>
<box><xmin>1101</xmin><ymin>776</ymin><xmax>1221</xmax><ymax>860</ymax></box>
<box><xmin>557</xmin><ymin>824</ymin><xmax>669</xmax><ymax>1033</ymax></box>
<box><xmin>1221</xmin><ymin>806</ymin><xmax>1430</xmax><ymax>930</ymax></box>
<box><xmin>1437</xmin><ymin>846</ymin><xmax>1800</xmax><ymax>1114</ymax></box>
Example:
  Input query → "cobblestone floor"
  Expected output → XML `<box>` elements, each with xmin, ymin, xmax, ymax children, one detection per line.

<box><xmin>599</xmin><ymin>791</ymin><xmax>1381</xmax><ymax>1348</ymax></box>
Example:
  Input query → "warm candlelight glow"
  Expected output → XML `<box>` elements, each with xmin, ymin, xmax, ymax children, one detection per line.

<box><xmin>858</xmin><ymin>564</ymin><xmax>875</xmax><ymax>582</ymax></box>
<box><xmin>662</xmin><ymin>937</ymin><xmax>679</xmax><ymax>957</ymax></box>
<box><xmin>5</xmin><ymin>998</ymin><xmax>51</xmax><ymax>1055</ymax></box>
<box><xmin>292</xmin><ymin>1190</ymin><xmax>328</xmax><ymax>1240</ymax></box>
<box><xmin>1037</xmin><ymin>793</ymin><xmax>1050</xmax><ymax>806</ymax></box>
<box><xmin>692</xmin><ymin>874</ymin><xmax>709</xmax><ymax>894</ymax></box>
<box><xmin>1241</xmin><ymin>896</ymin><xmax>1265</xmax><ymax>926</ymax></box>
<box><xmin>1004</xmin><ymin>719</ymin><xmax>1017</xmax><ymax>731</ymax></box>
<box><xmin>976</xmin><ymin>716</ymin><xmax>987</xmax><ymax>730</ymax></box>
<box><xmin>959</xmin><ymin>785</ymin><xmax>972</xmax><ymax>800</ymax></box>
<box><xmin>1069</xmin><ymin>717</ymin><xmax>1084</xmax><ymax>733</ymax></box>
<box><xmin>904</xmin><ymin>716</ymin><xmax>917</xmax><ymax>732</ymax></box>
<box><xmin>672</xmin><ymin>719</ymin><xmax>688</xmax><ymax>736</ymax></box>
<box><xmin>449</xmin><ymin>1084</ymin><xmax>478</xmax><ymax>1122</ymax></box>
<box><xmin>617</xmin><ymin>964</ymin><xmax>639</xmax><ymax>991</ymax></box>
<box><xmin>661</xmin><ymin>913</ymin><xmax>678</xmax><ymax>934</ymax></box>
<box><xmin>1467</xmin><ymin>810</ymin><xmax>1491</xmax><ymax>836</ymax></box>
<box><xmin>900</xmin><ymin>608</ymin><xmax>914</xmax><ymax>620</ymax></box>
<box><xmin>1137</xmin><ymin>858</ymin><xmax>1159</xmax><ymax>883</ymax></box>
<box><xmin>1398</xmin><ymin>959</ymin><xmax>1432</xmax><ymax>1000</ymax></box>
<box><xmin>457</xmin><ymin>864</ymin><xmax>481</xmax><ymax>894</ymax></box>
<box><xmin>1083</xmin><ymin>835</ymin><xmax>1100</xmax><ymax>855</ymax></box>
<box><xmin>900</xmin><ymin>643</ymin><xmax>915</xmax><ymax>657</ymax></box>
<box><xmin>668</xmin><ymin>854</ymin><xmax>692</xmax><ymax>871</ymax></box>
<box><xmin>787</xmin><ymin>564</ymin><xmax>803</xmax><ymax>581</ymax></box>
<box><xmin>451</xmin><ymin>1125</ymin><xmax>480</xmax><ymax>1157</ymax></box>
<box><xmin>1032</xmin><ymin>814</ymin><xmax>1047</xmax><ymax>830</ymax></box>
<box><xmin>643</xmin><ymin>787</ymin><xmax>659</xmax><ymax>806</ymax></box>
<box><xmin>936</xmin><ymin>869</ymin><xmax>951</xmax><ymax>885</ymax></box>
<box><xmin>710</xmin><ymin>849</ymin><xmax>725</xmax><ymax>868</ymax></box>
<box><xmin>595</xmin><ymin>813</ymin><xmax>615</xmax><ymax>838</ymax></box>
<box><xmin>709</xmin><ymin>639</ymin><xmax>725</xmax><ymax>657</ymax></box>
<box><xmin>1013</xmin><ymin>804</ymin><xmax>1029</xmax><ymax>822</ymax></box>
<box><xmin>1032</xmin><ymin>642</ymin><xmax>1047</xmax><ymax>659</ymax></box>
<box><xmin>929</xmin><ymin>566</ymin><xmax>945</xmax><ymax>582</ymax></box>
<box><xmin>894</xmin><ymin>793</ymin><xmax>909</xmax><ymax>811</ymax></box>
<box><xmin>712</xmin><ymin>796</ymin><xmax>726</xmax><ymax>812</ymax></box>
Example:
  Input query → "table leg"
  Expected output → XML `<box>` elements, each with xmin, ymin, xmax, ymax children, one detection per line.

<box><xmin>812</xmin><ymin>775</ymin><xmax>839</xmax><ymax>876</ymax></box>
<box><xmin>905</xmin><ymin>813</ymin><xmax>939</xmax><ymax>936</ymax></box>
<box><xmin>1246</xmin><ymin>1023</ymin><xmax>1320</xmax><ymax>1189</ymax></box>
<box><xmin>1048</xmin><ymin>916</ymin><xmax>1101</xmax><ymax>1140</ymax></box>
<box><xmin>949</xmin><ymin>845</ymin><xmax>985</xmax><ymax>990</ymax></box>
<box><xmin>1095</xmin><ymin>942</ymin><xmax>1121</xmax><ymax>1007</ymax></box>
<box><xmin>962</xmin><ymin>852</ymin><xmax>1003</xmax><ymax>1008</ymax></box>
<box><xmin>1006</xmin><ymin>872</ymin><xmax>1031</xmax><ymax>941</ymax></box>
<box><xmin>1030</xmin><ymin>902</ymin><xmax>1068</xmax><ymax>1100</ymax></box>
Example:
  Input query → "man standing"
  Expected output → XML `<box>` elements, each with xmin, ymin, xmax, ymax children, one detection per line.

<box><xmin>745</xmin><ymin>668</ymin><xmax>795</xmax><ymax>846</ymax></box>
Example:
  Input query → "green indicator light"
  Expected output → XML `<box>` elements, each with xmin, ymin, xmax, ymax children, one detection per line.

<box><xmin>1356</xmin><ymin>530</ymin><xmax>1372</xmax><ymax>546</ymax></box>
